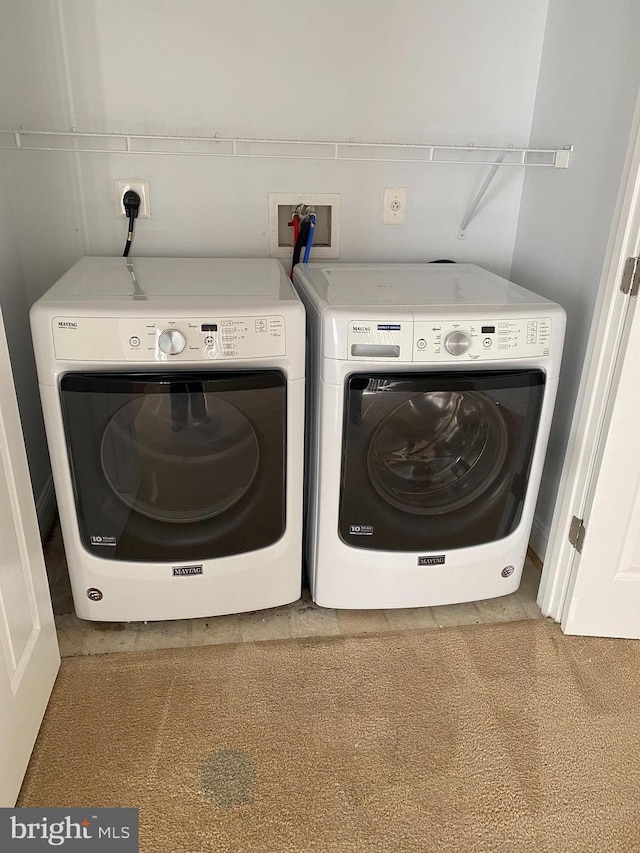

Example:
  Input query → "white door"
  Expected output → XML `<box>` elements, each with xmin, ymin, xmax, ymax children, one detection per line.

<box><xmin>540</xmin><ymin>87</ymin><xmax>640</xmax><ymax>638</ymax></box>
<box><xmin>560</xmin><ymin>279</ymin><xmax>640</xmax><ymax>636</ymax></box>
<box><xmin>0</xmin><ymin>305</ymin><xmax>59</xmax><ymax>805</ymax></box>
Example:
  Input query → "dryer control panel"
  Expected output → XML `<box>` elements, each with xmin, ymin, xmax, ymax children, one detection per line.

<box><xmin>347</xmin><ymin>318</ymin><xmax>552</xmax><ymax>361</ymax></box>
<box><xmin>52</xmin><ymin>315</ymin><xmax>286</xmax><ymax>361</ymax></box>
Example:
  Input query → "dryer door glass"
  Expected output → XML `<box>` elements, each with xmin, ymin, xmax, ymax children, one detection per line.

<box><xmin>60</xmin><ymin>371</ymin><xmax>286</xmax><ymax>561</ymax></box>
<box><xmin>101</xmin><ymin>391</ymin><xmax>260</xmax><ymax>524</ymax></box>
<box><xmin>339</xmin><ymin>370</ymin><xmax>545</xmax><ymax>551</ymax></box>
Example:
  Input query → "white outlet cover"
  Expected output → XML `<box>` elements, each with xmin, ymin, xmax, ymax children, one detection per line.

<box><xmin>268</xmin><ymin>192</ymin><xmax>341</xmax><ymax>259</ymax></box>
<box><xmin>114</xmin><ymin>179</ymin><xmax>151</xmax><ymax>218</ymax></box>
<box><xmin>383</xmin><ymin>187</ymin><xmax>407</xmax><ymax>225</ymax></box>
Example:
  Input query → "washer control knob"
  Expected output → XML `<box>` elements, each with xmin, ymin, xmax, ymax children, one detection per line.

<box><xmin>158</xmin><ymin>329</ymin><xmax>186</xmax><ymax>355</ymax></box>
<box><xmin>444</xmin><ymin>330</ymin><xmax>470</xmax><ymax>356</ymax></box>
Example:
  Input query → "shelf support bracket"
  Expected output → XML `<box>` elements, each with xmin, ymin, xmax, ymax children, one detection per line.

<box><xmin>458</xmin><ymin>151</ymin><xmax>507</xmax><ymax>239</ymax></box>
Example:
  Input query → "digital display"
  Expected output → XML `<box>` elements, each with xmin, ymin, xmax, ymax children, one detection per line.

<box><xmin>481</xmin><ymin>326</ymin><xmax>496</xmax><ymax>334</ymax></box>
<box><xmin>201</xmin><ymin>324</ymin><xmax>218</xmax><ymax>332</ymax></box>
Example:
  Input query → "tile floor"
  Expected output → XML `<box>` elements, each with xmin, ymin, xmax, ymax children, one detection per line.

<box><xmin>44</xmin><ymin>524</ymin><xmax>545</xmax><ymax>658</ymax></box>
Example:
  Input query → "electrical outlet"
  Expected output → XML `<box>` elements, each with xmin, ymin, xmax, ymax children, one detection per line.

<box><xmin>268</xmin><ymin>193</ymin><xmax>341</xmax><ymax>258</ymax></box>
<box><xmin>383</xmin><ymin>187</ymin><xmax>407</xmax><ymax>224</ymax></box>
<box><xmin>114</xmin><ymin>180</ymin><xmax>151</xmax><ymax>218</ymax></box>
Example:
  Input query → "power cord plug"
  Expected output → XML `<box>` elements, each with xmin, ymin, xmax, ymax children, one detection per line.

<box><xmin>122</xmin><ymin>190</ymin><xmax>141</xmax><ymax>257</ymax></box>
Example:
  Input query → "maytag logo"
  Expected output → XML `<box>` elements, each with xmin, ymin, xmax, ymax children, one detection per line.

<box><xmin>352</xmin><ymin>325</ymin><xmax>371</xmax><ymax>332</ymax></box>
<box><xmin>172</xmin><ymin>565</ymin><xmax>203</xmax><ymax>577</ymax></box>
<box><xmin>418</xmin><ymin>555</ymin><xmax>446</xmax><ymax>566</ymax></box>
<box><xmin>57</xmin><ymin>321</ymin><xmax>77</xmax><ymax>329</ymax></box>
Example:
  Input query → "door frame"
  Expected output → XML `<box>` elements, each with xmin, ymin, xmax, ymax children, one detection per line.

<box><xmin>538</xmin><ymin>85</ymin><xmax>640</xmax><ymax>622</ymax></box>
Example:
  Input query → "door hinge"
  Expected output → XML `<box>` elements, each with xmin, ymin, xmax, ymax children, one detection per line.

<box><xmin>620</xmin><ymin>256</ymin><xmax>640</xmax><ymax>296</ymax></box>
<box><xmin>568</xmin><ymin>515</ymin><xmax>586</xmax><ymax>552</ymax></box>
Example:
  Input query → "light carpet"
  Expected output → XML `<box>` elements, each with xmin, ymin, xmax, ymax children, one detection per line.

<box><xmin>18</xmin><ymin>619</ymin><xmax>640</xmax><ymax>852</ymax></box>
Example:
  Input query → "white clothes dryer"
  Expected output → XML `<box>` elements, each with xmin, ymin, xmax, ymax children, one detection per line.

<box><xmin>292</xmin><ymin>262</ymin><xmax>565</xmax><ymax>609</ymax></box>
<box><xmin>31</xmin><ymin>257</ymin><xmax>305</xmax><ymax>621</ymax></box>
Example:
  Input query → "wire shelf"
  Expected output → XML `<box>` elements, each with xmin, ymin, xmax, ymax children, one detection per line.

<box><xmin>0</xmin><ymin>130</ymin><xmax>573</xmax><ymax>168</ymax></box>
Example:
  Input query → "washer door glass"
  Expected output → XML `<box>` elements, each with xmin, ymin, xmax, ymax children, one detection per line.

<box><xmin>367</xmin><ymin>390</ymin><xmax>508</xmax><ymax>515</ymax></box>
<box><xmin>101</xmin><ymin>391</ymin><xmax>259</xmax><ymax>523</ymax></box>
<box><xmin>339</xmin><ymin>370</ymin><xmax>545</xmax><ymax>551</ymax></box>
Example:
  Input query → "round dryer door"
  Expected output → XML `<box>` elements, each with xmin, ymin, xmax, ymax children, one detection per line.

<box><xmin>367</xmin><ymin>390</ymin><xmax>508</xmax><ymax>515</ymax></box>
<box><xmin>59</xmin><ymin>370</ymin><xmax>287</xmax><ymax>562</ymax></box>
<box><xmin>101</xmin><ymin>393</ymin><xmax>260</xmax><ymax>523</ymax></box>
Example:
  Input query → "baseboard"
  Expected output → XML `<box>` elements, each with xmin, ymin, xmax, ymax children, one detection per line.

<box><xmin>528</xmin><ymin>514</ymin><xmax>548</xmax><ymax>566</ymax></box>
<box><xmin>36</xmin><ymin>475</ymin><xmax>57</xmax><ymax>541</ymax></box>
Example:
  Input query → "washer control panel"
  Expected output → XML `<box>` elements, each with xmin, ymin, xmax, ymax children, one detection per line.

<box><xmin>413</xmin><ymin>318</ymin><xmax>552</xmax><ymax>361</ymax></box>
<box><xmin>52</xmin><ymin>316</ymin><xmax>286</xmax><ymax>361</ymax></box>
<box><xmin>347</xmin><ymin>317</ymin><xmax>552</xmax><ymax>361</ymax></box>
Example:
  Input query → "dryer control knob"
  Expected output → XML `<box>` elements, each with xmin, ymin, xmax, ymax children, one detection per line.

<box><xmin>444</xmin><ymin>330</ymin><xmax>470</xmax><ymax>356</ymax></box>
<box><xmin>158</xmin><ymin>329</ymin><xmax>186</xmax><ymax>355</ymax></box>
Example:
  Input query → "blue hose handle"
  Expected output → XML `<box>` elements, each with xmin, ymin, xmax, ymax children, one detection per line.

<box><xmin>303</xmin><ymin>213</ymin><xmax>316</xmax><ymax>264</ymax></box>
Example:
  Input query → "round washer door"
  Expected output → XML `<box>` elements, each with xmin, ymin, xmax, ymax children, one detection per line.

<box><xmin>367</xmin><ymin>390</ymin><xmax>508</xmax><ymax>515</ymax></box>
<box><xmin>339</xmin><ymin>370</ymin><xmax>545</xmax><ymax>551</ymax></box>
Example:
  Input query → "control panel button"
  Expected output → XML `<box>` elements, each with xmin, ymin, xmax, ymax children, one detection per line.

<box><xmin>416</xmin><ymin>338</ymin><xmax>427</xmax><ymax>350</ymax></box>
<box><xmin>444</xmin><ymin>330</ymin><xmax>470</xmax><ymax>356</ymax></box>
<box><xmin>483</xmin><ymin>337</ymin><xmax>493</xmax><ymax>348</ymax></box>
<box><xmin>158</xmin><ymin>329</ymin><xmax>186</xmax><ymax>355</ymax></box>
<box><xmin>129</xmin><ymin>336</ymin><xmax>140</xmax><ymax>348</ymax></box>
<box><xmin>204</xmin><ymin>336</ymin><xmax>214</xmax><ymax>346</ymax></box>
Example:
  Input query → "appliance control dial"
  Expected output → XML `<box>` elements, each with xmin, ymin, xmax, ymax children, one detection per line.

<box><xmin>444</xmin><ymin>330</ymin><xmax>470</xmax><ymax>356</ymax></box>
<box><xmin>158</xmin><ymin>329</ymin><xmax>186</xmax><ymax>355</ymax></box>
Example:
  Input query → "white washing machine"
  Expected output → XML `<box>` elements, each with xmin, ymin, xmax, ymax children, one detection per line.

<box><xmin>31</xmin><ymin>257</ymin><xmax>305</xmax><ymax>621</ymax></box>
<box><xmin>292</xmin><ymin>262</ymin><xmax>566</xmax><ymax>609</ymax></box>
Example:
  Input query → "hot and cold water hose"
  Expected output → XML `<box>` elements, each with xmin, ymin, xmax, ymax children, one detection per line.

<box><xmin>290</xmin><ymin>210</ymin><xmax>317</xmax><ymax>277</ymax></box>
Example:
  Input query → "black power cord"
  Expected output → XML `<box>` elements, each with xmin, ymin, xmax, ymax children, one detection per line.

<box><xmin>122</xmin><ymin>190</ymin><xmax>141</xmax><ymax>257</ymax></box>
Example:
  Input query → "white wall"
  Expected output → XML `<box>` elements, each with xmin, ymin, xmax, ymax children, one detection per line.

<box><xmin>1</xmin><ymin>1</ymin><xmax>551</xmax><ymax>299</ymax></box>
<box><xmin>511</xmin><ymin>0</ymin><xmax>640</xmax><ymax>554</ymax></box>
<box><xmin>2</xmin><ymin>1</ymin><xmax>548</xmax><ymax>144</ymax></box>
<box><xmin>8</xmin><ymin>149</ymin><xmax>529</xmax><ymax>304</ymax></box>
<box><xmin>0</xmin><ymin>157</ymin><xmax>52</xmax><ymax>526</ymax></box>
